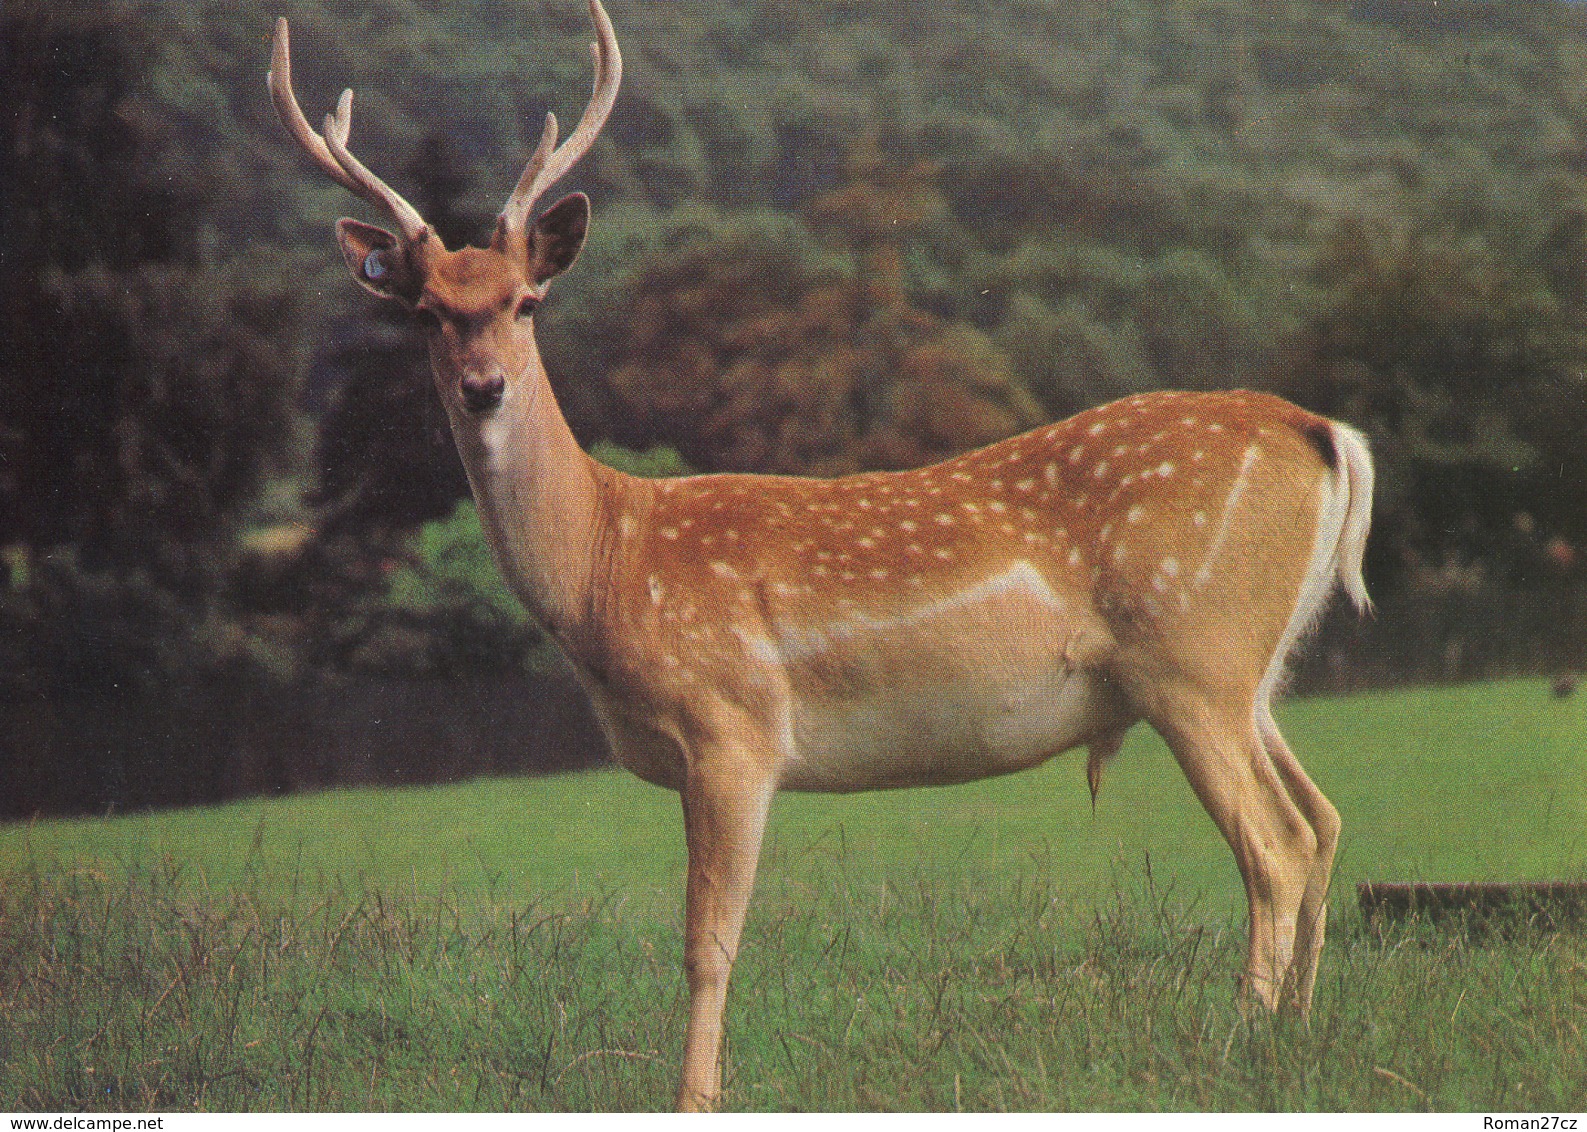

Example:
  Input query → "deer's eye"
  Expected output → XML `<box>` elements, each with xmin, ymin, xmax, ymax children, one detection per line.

<box><xmin>363</xmin><ymin>250</ymin><xmax>389</xmax><ymax>282</ymax></box>
<box><xmin>515</xmin><ymin>295</ymin><xmax>541</xmax><ymax>320</ymax></box>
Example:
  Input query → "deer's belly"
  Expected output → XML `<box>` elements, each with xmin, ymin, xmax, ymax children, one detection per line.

<box><xmin>770</xmin><ymin>564</ymin><xmax>1121</xmax><ymax>792</ymax></box>
<box><xmin>778</xmin><ymin>664</ymin><xmax>1110</xmax><ymax>793</ymax></box>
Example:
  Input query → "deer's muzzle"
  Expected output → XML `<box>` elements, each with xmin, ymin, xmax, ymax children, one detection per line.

<box><xmin>460</xmin><ymin>373</ymin><xmax>506</xmax><ymax>413</ymax></box>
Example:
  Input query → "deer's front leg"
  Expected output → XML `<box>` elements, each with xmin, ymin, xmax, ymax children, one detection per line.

<box><xmin>675</xmin><ymin>730</ymin><xmax>776</xmax><ymax>1112</ymax></box>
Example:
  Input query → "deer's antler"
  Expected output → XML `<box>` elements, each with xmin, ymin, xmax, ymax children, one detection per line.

<box><xmin>494</xmin><ymin>0</ymin><xmax>622</xmax><ymax>252</ymax></box>
<box><xmin>268</xmin><ymin>17</ymin><xmax>430</xmax><ymax>244</ymax></box>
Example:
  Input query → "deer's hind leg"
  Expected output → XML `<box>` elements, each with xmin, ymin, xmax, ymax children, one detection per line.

<box><xmin>1256</xmin><ymin>704</ymin><xmax>1339</xmax><ymax>1013</ymax></box>
<box><xmin>1144</xmin><ymin>685</ymin><xmax>1321</xmax><ymax>1012</ymax></box>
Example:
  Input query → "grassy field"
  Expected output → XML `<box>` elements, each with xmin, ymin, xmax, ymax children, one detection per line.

<box><xmin>2</xmin><ymin>678</ymin><xmax>1585</xmax><ymax>1110</ymax></box>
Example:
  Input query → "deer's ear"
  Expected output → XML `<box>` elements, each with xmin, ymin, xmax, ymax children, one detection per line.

<box><xmin>525</xmin><ymin>193</ymin><xmax>590</xmax><ymax>286</ymax></box>
<box><xmin>336</xmin><ymin>218</ymin><xmax>422</xmax><ymax>304</ymax></box>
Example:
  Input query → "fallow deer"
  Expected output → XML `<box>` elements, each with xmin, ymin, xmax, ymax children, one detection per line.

<box><xmin>269</xmin><ymin>0</ymin><xmax>1374</xmax><ymax>1109</ymax></box>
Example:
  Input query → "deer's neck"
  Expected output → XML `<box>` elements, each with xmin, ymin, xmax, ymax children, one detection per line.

<box><xmin>447</xmin><ymin>376</ymin><xmax>613</xmax><ymax>641</ymax></box>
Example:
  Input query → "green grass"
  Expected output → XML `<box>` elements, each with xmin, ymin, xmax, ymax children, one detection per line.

<box><xmin>8</xmin><ymin>677</ymin><xmax>1584</xmax><ymax>906</ymax></box>
<box><xmin>3</xmin><ymin>678</ymin><xmax>1586</xmax><ymax>1110</ymax></box>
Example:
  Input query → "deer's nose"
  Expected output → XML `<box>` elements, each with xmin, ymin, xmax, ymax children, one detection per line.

<box><xmin>460</xmin><ymin>372</ymin><xmax>506</xmax><ymax>413</ymax></box>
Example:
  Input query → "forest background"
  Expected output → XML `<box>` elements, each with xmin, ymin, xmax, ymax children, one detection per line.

<box><xmin>4</xmin><ymin>0</ymin><xmax>1587</xmax><ymax>817</ymax></box>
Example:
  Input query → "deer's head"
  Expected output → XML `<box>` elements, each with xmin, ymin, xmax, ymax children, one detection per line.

<box><xmin>268</xmin><ymin>0</ymin><xmax>620</xmax><ymax>418</ymax></box>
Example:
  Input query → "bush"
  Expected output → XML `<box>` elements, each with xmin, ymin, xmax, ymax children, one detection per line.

<box><xmin>594</xmin><ymin>152</ymin><xmax>1044</xmax><ymax>475</ymax></box>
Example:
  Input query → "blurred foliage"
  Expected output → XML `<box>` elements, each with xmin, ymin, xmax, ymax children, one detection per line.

<box><xmin>366</xmin><ymin>501</ymin><xmax>544</xmax><ymax>677</ymax></box>
<box><xmin>5</xmin><ymin>0</ymin><xmax>1587</xmax><ymax>725</ymax></box>
<box><xmin>588</xmin><ymin>439</ymin><xmax>694</xmax><ymax>479</ymax></box>
<box><xmin>596</xmin><ymin>149</ymin><xmax>1044</xmax><ymax>474</ymax></box>
<box><xmin>1</xmin><ymin>2</ymin><xmax>306</xmax><ymax>700</ymax></box>
<box><xmin>1286</xmin><ymin>221</ymin><xmax>1584</xmax><ymax>523</ymax></box>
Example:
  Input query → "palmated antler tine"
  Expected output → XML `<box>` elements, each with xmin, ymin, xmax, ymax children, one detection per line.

<box><xmin>497</xmin><ymin>0</ymin><xmax>622</xmax><ymax>242</ymax></box>
<box><xmin>321</xmin><ymin>89</ymin><xmax>429</xmax><ymax>241</ymax></box>
<box><xmin>500</xmin><ymin>111</ymin><xmax>561</xmax><ymax>228</ymax></box>
<box><xmin>267</xmin><ymin>17</ymin><xmax>430</xmax><ymax>244</ymax></box>
<box><xmin>269</xmin><ymin>20</ymin><xmax>359</xmax><ymax>195</ymax></box>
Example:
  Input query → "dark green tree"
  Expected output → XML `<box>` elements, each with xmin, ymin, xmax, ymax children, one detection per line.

<box><xmin>1</xmin><ymin>3</ymin><xmax>303</xmax><ymax>694</ymax></box>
